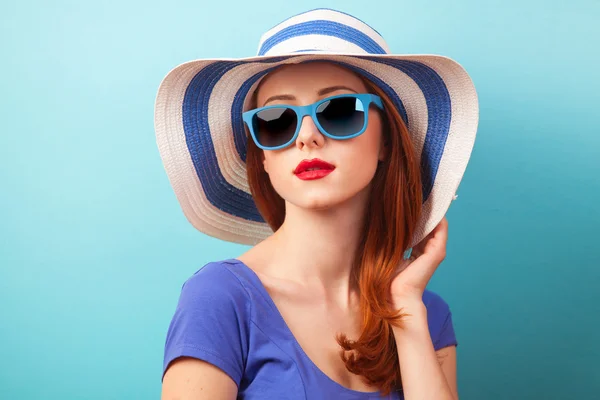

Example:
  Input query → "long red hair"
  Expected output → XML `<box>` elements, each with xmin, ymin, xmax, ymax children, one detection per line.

<box><xmin>244</xmin><ymin>64</ymin><xmax>423</xmax><ymax>395</ymax></box>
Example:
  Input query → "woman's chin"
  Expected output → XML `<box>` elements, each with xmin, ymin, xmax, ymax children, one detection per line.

<box><xmin>284</xmin><ymin>193</ymin><xmax>338</xmax><ymax>211</ymax></box>
<box><xmin>294</xmin><ymin>192</ymin><xmax>359</xmax><ymax>211</ymax></box>
<box><xmin>276</xmin><ymin>180</ymin><xmax>373</xmax><ymax>211</ymax></box>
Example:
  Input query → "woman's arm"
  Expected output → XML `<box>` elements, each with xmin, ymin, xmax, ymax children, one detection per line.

<box><xmin>161</xmin><ymin>262</ymin><xmax>251</xmax><ymax>399</ymax></box>
<box><xmin>436</xmin><ymin>345</ymin><xmax>458</xmax><ymax>397</ymax></box>
<box><xmin>392</xmin><ymin>299</ymin><xmax>458</xmax><ymax>400</ymax></box>
<box><xmin>162</xmin><ymin>357</ymin><xmax>238</xmax><ymax>400</ymax></box>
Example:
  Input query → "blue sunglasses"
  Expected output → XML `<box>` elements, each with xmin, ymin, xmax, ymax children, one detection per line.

<box><xmin>242</xmin><ymin>93</ymin><xmax>384</xmax><ymax>150</ymax></box>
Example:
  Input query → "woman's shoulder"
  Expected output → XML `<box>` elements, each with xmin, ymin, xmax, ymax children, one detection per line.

<box><xmin>422</xmin><ymin>288</ymin><xmax>452</xmax><ymax>312</ymax></box>
<box><xmin>185</xmin><ymin>259</ymin><xmax>247</xmax><ymax>288</ymax></box>
<box><xmin>164</xmin><ymin>259</ymin><xmax>255</xmax><ymax>386</ymax></box>
<box><xmin>177</xmin><ymin>259</ymin><xmax>257</xmax><ymax>315</ymax></box>
<box><xmin>422</xmin><ymin>288</ymin><xmax>458</xmax><ymax>350</ymax></box>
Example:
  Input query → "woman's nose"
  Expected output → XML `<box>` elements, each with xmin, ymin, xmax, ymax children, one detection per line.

<box><xmin>295</xmin><ymin>115</ymin><xmax>325</xmax><ymax>150</ymax></box>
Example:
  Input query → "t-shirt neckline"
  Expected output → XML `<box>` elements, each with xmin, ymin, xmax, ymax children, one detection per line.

<box><xmin>224</xmin><ymin>258</ymin><xmax>392</xmax><ymax>398</ymax></box>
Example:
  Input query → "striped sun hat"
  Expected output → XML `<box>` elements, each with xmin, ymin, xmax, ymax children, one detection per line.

<box><xmin>154</xmin><ymin>8</ymin><xmax>479</xmax><ymax>247</ymax></box>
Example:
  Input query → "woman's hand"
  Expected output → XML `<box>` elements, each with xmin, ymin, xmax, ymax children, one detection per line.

<box><xmin>390</xmin><ymin>216</ymin><xmax>449</xmax><ymax>306</ymax></box>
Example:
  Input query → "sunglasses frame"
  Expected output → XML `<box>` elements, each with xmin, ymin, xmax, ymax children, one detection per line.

<box><xmin>242</xmin><ymin>93</ymin><xmax>384</xmax><ymax>151</ymax></box>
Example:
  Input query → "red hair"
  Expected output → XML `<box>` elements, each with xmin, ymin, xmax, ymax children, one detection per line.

<box><xmin>244</xmin><ymin>65</ymin><xmax>423</xmax><ymax>395</ymax></box>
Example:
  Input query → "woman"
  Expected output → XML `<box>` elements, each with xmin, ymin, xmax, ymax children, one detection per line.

<box><xmin>155</xmin><ymin>8</ymin><xmax>478</xmax><ymax>400</ymax></box>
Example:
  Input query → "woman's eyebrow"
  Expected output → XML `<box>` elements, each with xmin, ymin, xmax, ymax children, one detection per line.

<box><xmin>262</xmin><ymin>94</ymin><xmax>295</xmax><ymax>107</ymax></box>
<box><xmin>317</xmin><ymin>85</ymin><xmax>358</xmax><ymax>96</ymax></box>
<box><xmin>262</xmin><ymin>85</ymin><xmax>359</xmax><ymax>107</ymax></box>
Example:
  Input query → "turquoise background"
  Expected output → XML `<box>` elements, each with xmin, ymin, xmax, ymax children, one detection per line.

<box><xmin>1</xmin><ymin>0</ymin><xmax>598</xmax><ymax>399</ymax></box>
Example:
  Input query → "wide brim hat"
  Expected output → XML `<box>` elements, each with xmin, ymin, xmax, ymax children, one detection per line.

<box><xmin>154</xmin><ymin>8</ymin><xmax>479</xmax><ymax>247</ymax></box>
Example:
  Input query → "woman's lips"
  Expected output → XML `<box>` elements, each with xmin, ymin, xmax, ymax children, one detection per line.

<box><xmin>294</xmin><ymin>158</ymin><xmax>336</xmax><ymax>180</ymax></box>
<box><xmin>294</xmin><ymin>169</ymin><xmax>334</xmax><ymax>180</ymax></box>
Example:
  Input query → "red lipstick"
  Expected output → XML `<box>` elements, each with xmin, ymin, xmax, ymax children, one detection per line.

<box><xmin>294</xmin><ymin>158</ymin><xmax>336</xmax><ymax>181</ymax></box>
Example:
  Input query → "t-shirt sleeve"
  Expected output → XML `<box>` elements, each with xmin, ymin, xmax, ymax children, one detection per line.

<box><xmin>423</xmin><ymin>290</ymin><xmax>458</xmax><ymax>350</ymax></box>
<box><xmin>162</xmin><ymin>261</ymin><xmax>251</xmax><ymax>386</ymax></box>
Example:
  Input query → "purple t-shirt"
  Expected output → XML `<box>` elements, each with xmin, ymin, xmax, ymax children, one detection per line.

<box><xmin>162</xmin><ymin>259</ymin><xmax>458</xmax><ymax>399</ymax></box>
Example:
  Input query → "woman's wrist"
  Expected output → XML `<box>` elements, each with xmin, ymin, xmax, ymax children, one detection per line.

<box><xmin>391</xmin><ymin>296</ymin><xmax>428</xmax><ymax>333</ymax></box>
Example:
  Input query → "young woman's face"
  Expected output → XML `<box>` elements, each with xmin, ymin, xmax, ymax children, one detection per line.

<box><xmin>254</xmin><ymin>61</ymin><xmax>386</xmax><ymax>211</ymax></box>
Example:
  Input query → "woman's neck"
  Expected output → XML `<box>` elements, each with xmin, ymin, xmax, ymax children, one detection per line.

<box><xmin>264</xmin><ymin>185</ymin><xmax>371</xmax><ymax>300</ymax></box>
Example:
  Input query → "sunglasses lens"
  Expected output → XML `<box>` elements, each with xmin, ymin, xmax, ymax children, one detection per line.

<box><xmin>316</xmin><ymin>96</ymin><xmax>365</xmax><ymax>137</ymax></box>
<box><xmin>253</xmin><ymin>107</ymin><xmax>297</xmax><ymax>148</ymax></box>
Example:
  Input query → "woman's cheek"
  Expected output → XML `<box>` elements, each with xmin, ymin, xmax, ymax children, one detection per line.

<box><xmin>265</xmin><ymin>168</ymin><xmax>292</xmax><ymax>199</ymax></box>
<box><xmin>341</xmin><ymin>160</ymin><xmax>378</xmax><ymax>194</ymax></box>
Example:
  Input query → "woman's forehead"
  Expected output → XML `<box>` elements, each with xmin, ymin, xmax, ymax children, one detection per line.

<box><xmin>255</xmin><ymin>61</ymin><xmax>368</xmax><ymax>101</ymax></box>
